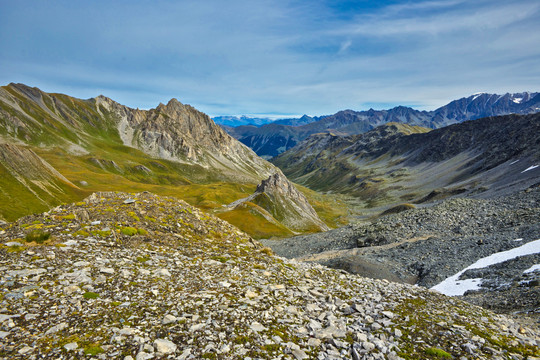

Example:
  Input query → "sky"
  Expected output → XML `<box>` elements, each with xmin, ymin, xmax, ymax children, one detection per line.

<box><xmin>1</xmin><ymin>0</ymin><xmax>539</xmax><ymax>118</ymax></box>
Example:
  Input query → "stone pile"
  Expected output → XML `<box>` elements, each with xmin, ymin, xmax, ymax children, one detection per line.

<box><xmin>0</xmin><ymin>192</ymin><xmax>538</xmax><ymax>359</ymax></box>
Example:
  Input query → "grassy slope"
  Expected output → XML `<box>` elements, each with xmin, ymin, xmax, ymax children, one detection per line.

<box><xmin>0</xmin><ymin>85</ymin><xmax>346</xmax><ymax>238</ymax></box>
<box><xmin>0</xmin><ymin>160</ymin><xmax>89</xmax><ymax>221</ymax></box>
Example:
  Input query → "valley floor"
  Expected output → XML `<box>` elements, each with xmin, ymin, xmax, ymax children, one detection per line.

<box><xmin>263</xmin><ymin>184</ymin><xmax>540</xmax><ymax>324</ymax></box>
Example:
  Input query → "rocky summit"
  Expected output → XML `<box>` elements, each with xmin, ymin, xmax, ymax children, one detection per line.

<box><xmin>226</xmin><ymin>172</ymin><xmax>329</xmax><ymax>234</ymax></box>
<box><xmin>1</xmin><ymin>192</ymin><xmax>539</xmax><ymax>359</ymax></box>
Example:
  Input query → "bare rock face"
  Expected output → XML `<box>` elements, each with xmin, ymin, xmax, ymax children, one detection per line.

<box><xmin>0</xmin><ymin>83</ymin><xmax>276</xmax><ymax>184</ymax></box>
<box><xmin>95</xmin><ymin>96</ymin><xmax>275</xmax><ymax>182</ymax></box>
<box><xmin>233</xmin><ymin>172</ymin><xmax>329</xmax><ymax>233</ymax></box>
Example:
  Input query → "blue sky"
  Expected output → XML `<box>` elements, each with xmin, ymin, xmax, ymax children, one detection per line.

<box><xmin>1</xmin><ymin>0</ymin><xmax>539</xmax><ymax>117</ymax></box>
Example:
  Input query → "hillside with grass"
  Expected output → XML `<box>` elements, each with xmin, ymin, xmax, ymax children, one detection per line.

<box><xmin>273</xmin><ymin>116</ymin><xmax>540</xmax><ymax>212</ymax></box>
<box><xmin>0</xmin><ymin>83</ymin><xmax>345</xmax><ymax>238</ymax></box>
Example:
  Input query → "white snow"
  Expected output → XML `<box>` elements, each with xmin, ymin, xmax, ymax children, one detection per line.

<box><xmin>523</xmin><ymin>264</ymin><xmax>540</xmax><ymax>274</ymax></box>
<box><xmin>431</xmin><ymin>239</ymin><xmax>540</xmax><ymax>296</ymax></box>
<box><xmin>472</xmin><ymin>93</ymin><xmax>486</xmax><ymax>100</ymax></box>
<box><xmin>509</xmin><ymin>159</ymin><xmax>520</xmax><ymax>165</ymax></box>
<box><xmin>521</xmin><ymin>165</ymin><xmax>539</xmax><ymax>173</ymax></box>
<box><xmin>512</xmin><ymin>97</ymin><xmax>523</xmax><ymax>104</ymax></box>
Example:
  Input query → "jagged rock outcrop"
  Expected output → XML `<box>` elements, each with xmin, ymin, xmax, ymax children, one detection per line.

<box><xmin>229</xmin><ymin>172</ymin><xmax>329</xmax><ymax>233</ymax></box>
<box><xmin>95</xmin><ymin>94</ymin><xmax>276</xmax><ymax>182</ymax></box>
<box><xmin>0</xmin><ymin>83</ymin><xmax>275</xmax><ymax>183</ymax></box>
<box><xmin>0</xmin><ymin>192</ymin><xmax>538</xmax><ymax>359</ymax></box>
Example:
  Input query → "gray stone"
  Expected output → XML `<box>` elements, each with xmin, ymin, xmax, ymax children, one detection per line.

<box><xmin>5</xmin><ymin>242</ymin><xmax>23</xmax><ymax>247</ymax></box>
<box><xmin>292</xmin><ymin>349</ymin><xmax>309</xmax><ymax>360</ymax></box>
<box><xmin>250</xmin><ymin>322</ymin><xmax>266</xmax><ymax>332</ymax></box>
<box><xmin>162</xmin><ymin>314</ymin><xmax>177</xmax><ymax>325</ymax></box>
<box><xmin>100</xmin><ymin>267</ymin><xmax>115</xmax><ymax>274</ymax></box>
<box><xmin>154</xmin><ymin>338</ymin><xmax>177</xmax><ymax>354</ymax></box>
<box><xmin>154</xmin><ymin>268</ymin><xmax>171</xmax><ymax>277</ymax></box>
<box><xmin>45</xmin><ymin>322</ymin><xmax>68</xmax><ymax>335</ymax></box>
<box><xmin>64</xmin><ymin>342</ymin><xmax>78</xmax><ymax>351</ymax></box>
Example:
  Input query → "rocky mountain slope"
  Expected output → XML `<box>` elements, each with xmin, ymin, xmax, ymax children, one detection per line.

<box><xmin>229</xmin><ymin>92</ymin><xmax>540</xmax><ymax>158</ymax></box>
<box><xmin>0</xmin><ymin>83</ymin><xmax>338</xmax><ymax>238</ymax></box>
<box><xmin>1</xmin><ymin>192</ymin><xmax>538</xmax><ymax>359</ymax></box>
<box><xmin>223</xmin><ymin>172</ymin><xmax>329</xmax><ymax>235</ymax></box>
<box><xmin>263</xmin><ymin>184</ymin><xmax>540</xmax><ymax>323</ymax></box>
<box><xmin>273</xmin><ymin>114</ymin><xmax>540</xmax><ymax>209</ymax></box>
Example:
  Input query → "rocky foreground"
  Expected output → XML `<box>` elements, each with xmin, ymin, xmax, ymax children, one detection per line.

<box><xmin>264</xmin><ymin>185</ymin><xmax>540</xmax><ymax>321</ymax></box>
<box><xmin>1</xmin><ymin>192</ymin><xmax>539</xmax><ymax>359</ymax></box>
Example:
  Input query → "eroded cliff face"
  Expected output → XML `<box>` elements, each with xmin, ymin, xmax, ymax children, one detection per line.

<box><xmin>95</xmin><ymin>96</ymin><xmax>275</xmax><ymax>182</ymax></box>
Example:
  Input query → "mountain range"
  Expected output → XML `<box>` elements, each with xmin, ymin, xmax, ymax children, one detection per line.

<box><xmin>1</xmin><ymin>83</ymin><xmax>540</xmax><ymax>355</ymax></box>
<box><xmin>273</xmin><ymin>115</ymin><xmax>540</xmax><ymax>209</ymax></box>
<box><xmin>226</xmin><ymin>92</ymin><xmax>540</xmax><ymax>158</ymax></box>
<box><xmin>0</xmin><ymin>83</ymin><xmax>335</xmax><ymax>238</ymax></box>
<box><xmin>213</xmin><ymin>114</ymin><xmax>322</xmax><ymax>127</ymax></box>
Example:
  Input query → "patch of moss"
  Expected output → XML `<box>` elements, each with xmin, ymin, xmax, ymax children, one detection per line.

<box><xmin>83</xmin><ymin>344</ymin><xmax>104</xmax><ymax>356</ymax></box>
<box><xmin>136</xmin><ymin>255</ymin><xmax>150</xmax><ymax>263</ymax></box>
<box><xmin>83</xmin><ymin>292</ymin><xmax>99</xmax><ymax>299</ymax></box>
<box><xmin>25</xmin><ymin>230</ymin><xmax>51</xmax><ymax>244</ymax></box>
<box><xmin>424</xmin><ymin>347</ymin><xmax>452</xmax><ymax>359</ymax></box>
<box><xmin>127</xmin><ymin>211</ymin><xmax>140</xmax><ymax>221</ymax></box>
<box><xmin>91</xmin><ymin>229</ymin><xmax>111</xmax><ymax>237</ymax></box>
<box><xmin>73</xmin><ymin>230</ymin><xmax>89</xmax><ymax>237</ymax></box>
<box><xmin>121</xmin><ymin>227</ymin><xmax>138</xmax><ymax>236</ymax></box>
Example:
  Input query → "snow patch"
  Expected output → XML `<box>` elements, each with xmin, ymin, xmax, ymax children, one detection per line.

<box><xmin>521</xmin><ymin>165</ymin><xmax>539</xmax><ymax>173</ymax></box>
<box><xmin>523</xmin><ymin>264</ymin><xmax>540</xmax><ymax>274</ymax></box>
<box><xmin>514</xmin><ymin>238</ymin><xmax>523</xmax><ymax>242</ymax></box>
<box><xmin>472</xmin><ymin>93</ymin><xmax>486</xmax><ymax>101</ymax></box>
<box><xmin>512</xmin><ymin>97</ymin><xmax>523</xmax><ymax>104</ymax></box>
<box><xmin>432</xmin><ymin>239</ymin><xmax>540</xmax><ymax>296</ymax></box>
<box><xmin>509</xmin><ymin>159</ymin><xmax>519</xmax><ymax>165</ymax></box>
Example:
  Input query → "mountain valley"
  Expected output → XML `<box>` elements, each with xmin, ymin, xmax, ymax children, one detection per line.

<box><xmin>1</xmin><ymin>83</ymin><xmax>540</xmax><ymax>359</ymax></box>
<box><xmin>0</xmin><ymin>83</ymin><xmax>342</xmax><ymax>239</ymax></box>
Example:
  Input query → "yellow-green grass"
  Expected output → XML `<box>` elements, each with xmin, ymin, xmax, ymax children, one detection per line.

<box><xmin>217</xmin><ymin>202</ymin><xmax>293</xmax><ymax>239</ymax></box>
<box><xmin>1</xmin><ymin>138</ymin><xmax>344</xmax><ymax>238</ymax></box>
<box><xmin>36</xmin><ymin>149</ymin><xmax>256</xmax><ymax>210</ymax></box>
<box><xmin>295</xmin><ymin>184</ymin><xmax>350</xmax><ymax>228</ymax></box>
<box><xmin>0</xmin><ymin>161</ymin><xmax>89</xmax><ymax>222</ymax></box>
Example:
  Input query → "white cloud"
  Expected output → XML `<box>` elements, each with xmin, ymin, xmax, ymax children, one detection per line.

<box><xmin>0</xmin><ymin>0</ymin><xmax>539</xmax><ymax>116</ymax></box>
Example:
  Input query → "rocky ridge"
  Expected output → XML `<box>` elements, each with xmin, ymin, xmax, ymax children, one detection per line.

<box><xmin>1</xmin><ymin>192</ymin><xmax>539</xmax><ymax>359</ymax></box>
<box><xmin>228</xmin><ymin>172</ymin><xmax>329</xmax><ymax>233</ymax></box>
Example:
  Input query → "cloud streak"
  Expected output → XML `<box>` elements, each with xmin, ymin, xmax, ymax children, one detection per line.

<box><xmin>0</xmin><ymin>0</ymin><xmax>538</xmax><ymax>116</ymax></box>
